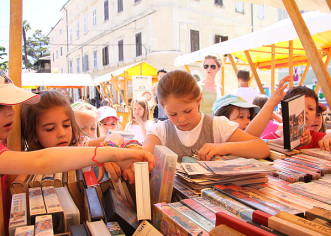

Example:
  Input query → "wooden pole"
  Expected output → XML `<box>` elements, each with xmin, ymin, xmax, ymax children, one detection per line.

<box><xmin>314</xmin><ymin>48</ymin><xmax>331</xmax><ymax>93</ymax></box>
<box><xmin>228</xmin><ymin>54</ymin><xmax>238</xmax><ymax>75</ymax></box>
<box><xmin>299</xmin><ymin>61</ymin><xmax>310</xmax><ymax>86</ymax></box>
<box><xmin>184</xmin><ymin>65</ymin><xmax>191</xmax><ymax>74</ymax></box>
<box><xmin>100</xmin><ymin>82</ymin><xmax>113</xmax><ymax>106</ymax></box>
<box><xmin>271</xmin><ymin>44</ymin><xmax>276</xmax><ymax>94</ymax></box>
<box><xmin>244</xmin><ymin>50</ymin><xmax>265</xmax><ymax>94</ymax></box>
<box><xmin>327</xmin><ymin>0</ymin><xmax>331</xmax><ymax>11</ymax></box>
<box><xmin>282</xmin><ymin>0</ymin><xmax>331</xmax><ymax>108</ymax></box>
<box><xmin>289</xmin><ymin>40</ymin><xmax>294</xmax><ymax>88</ymax></box>
<box><xmin>95</xmin><ymin>85</ymin><xmax>105</xmax><ymax>100</ymax></box>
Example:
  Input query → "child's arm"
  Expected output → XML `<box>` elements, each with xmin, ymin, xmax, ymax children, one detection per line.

<box><xmin>142</xmin><ymin>134</ymin><xmax>162</xmax><ymax>155</ymax></box>
<box><xmin>198</xmin><ymin>128</ymin><xmax>270</xmax><ymax>160</ymax></box>
<box><xmin>245</xmin><ymin>76</ymin><xmax>290</xmax><ymax>137</ymax></box>
<box><xmin>0</xmin><ymin>147</ymin><xmax>154</xmax><ymax>183</ymax></box>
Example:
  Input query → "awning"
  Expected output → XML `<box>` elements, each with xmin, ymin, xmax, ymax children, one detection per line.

<box><xmin>174</xmin><ymin>12</ymin><xmax>331</xmax><ymax>69</ymax></box>
<box><xmin>22</xmin><ymin>73</ymin><xmax>94</xmax><ymax>88</ymax></box>
<box><xmin>94</xmin><ymin>61</ymin><xmax>158</xmax><ymax>84</ymax></box>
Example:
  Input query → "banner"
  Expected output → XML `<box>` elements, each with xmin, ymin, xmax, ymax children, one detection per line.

<box><xmin>132</xmin><ymin>75</ymin><xmax>153</xmax><ymax>108</ymax></box>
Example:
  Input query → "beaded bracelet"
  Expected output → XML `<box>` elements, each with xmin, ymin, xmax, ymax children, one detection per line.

<box><xmin>92</xmin><ymin>146</ymin><xmax>105</xmax><ymax>167</ymax></box>
<box><xmin>100</xmin><ymin>140</ymin><xmax>119</xmax><ymax>147</ymax></box>
<box><xmin>121</xmin><ymin>140</ymin><xmax>143</xmax><ymax>149</ymax></box>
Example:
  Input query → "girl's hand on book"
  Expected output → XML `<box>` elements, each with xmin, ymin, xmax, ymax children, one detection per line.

<box><xmin>102</xmin><ymin>162</ymin><xmax>121</xmax><ymax>182</ymax></box>
<box><xmin>318</xmin><ymin>133</ymin><xmax>331</xmax><ymax>151</ymax></box>
<box><xmin>300</xmin><ymin>130</ymin><xmax>311</xmax><ymax>146</ymax></box>
<box><xmin>198</xmin><ymin>143</ymin><xmax>229</xmax><ymax>161</ymax></box>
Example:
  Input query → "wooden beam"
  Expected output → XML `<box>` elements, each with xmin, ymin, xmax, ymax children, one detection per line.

<box><xmin>271</xmin><ymin>44</ymin><xmax>276</xmax><ymax>94</ymax></box>
<box><xmin>103</xmin><ymin>81</ymin><xmax>115</xmax><ymax>106</ymax></box>
<box><xmin>100</xmin><ymin>82</ymin><xmax>113</xmax><ymax>105</ymax></box>
<box><xmin>315</xmin><ymin>48</ymin><xmax>331</xmax><ymax>93</ymax></box>
<box><xmin>289</xmin><ymin>40</ymin><xmax>294</xmax><ymax>88</ymax></box>
<box><xmin>95</xmin><ymin>85</ymin><xmax>105</xmax><ymax>100</ymax></box>
<box><xmin>112</xmin><ymin>77</ymin><xmax>125</xmax><ymax>104</ymax></box>
<box><xmin>299</xmin><ymin>62</ymin><xmax>310</xmax><ymax>86</ymax></box>
<box><xmin>228</xmin><ymin>54</ymin><xmax>238</xmax><ymax>76</ymax></box>
<box><xmin>282</xmin><ymin>0</ymin><xmax>331</xmax><ymax>108</ymax></box>
<box><xmin>244</xmin><ymin>50</ymin><xmax>265</xmax><ymax>94</ymax></box>
<box><xmin>184</xmin><ymin>65</ymin><xmax>191</xmax><ymax>74</ymax></box>
<box><xmin>327</xmin><ymin>0</ymin><xmax>331</xmax><ymax>11</ymax></box>
<box><xmin>221</xmin><ymin>63</ymin><xmax>225</xmax><ymax>96</ymax></box>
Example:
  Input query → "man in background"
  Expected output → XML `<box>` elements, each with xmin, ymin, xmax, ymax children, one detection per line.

<box><xmin>151</xmin><ymin>68</ymin><xmax>168</xmax><ymax>122</ymax></box>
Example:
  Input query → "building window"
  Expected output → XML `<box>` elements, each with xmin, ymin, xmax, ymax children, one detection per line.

<box><xmin>60</xmin><ymin>47</ymin><xmax>62</xmax><ymax>56</ymax></box>
<box><xmin>93</xmin><ymin>8</ymin><xmax>97</xmax><ymax>27</ymax></box>
<box><xmin>215</xmin><ymin>0</ymin><xmax>223</xmax><ymax>6</ymax></box>
<box><xmin>118</xmin><ymin>40</ymin><xmax>124</xmax><ymax>61</ymax></box>
<box><xmin>257</xmin><ymin>4</ymin><xmax>265</xmax><ymax>19</ymax></box>
<box><xmin>215</xmin><ymin>35</ymin><xmax>228</xmax><ymax>44</ymax></box>
<box><xmin>77</xmin><ymin>57</ymin><xmax>81</xmax><ymax>73</ymax></box>
<box><xmin>102</xmin><ymin>46</ymin><xmax>109</xmax><ymax>66</ymax></box>
<box><xmin>118</xmin><ymin>0</ymin><xmax>123</xmax><ymax>13</ymax></box>
<box><xmin>134</xmin><ymin>0</ymin><xmax>141</xmax><ymax>3</ymax></box>
<box><xmin>93</xmin><ymin>50</ymin><xmax>98</xmax><ymax>69</ymax></box>
<box><xmin>69</xmin><ymin>27</ymin><xmax>73</xmax><ymax>43</ymax></box>
<box><xmin>135</xmin><ymin>32</ymin><xmax>142</xmax><ymax>57</ymax></box>
<box><xmin>190</xmin><ymin>30</ymin><xmax>199</xmax><ymax>52</ymax></box>
<box><xmin>69</xmin><ymin>60</ymin><xmax>73</xmax><ymax>73</ymax></box>
<box><xmin>235</xmin><ymin>1</ymin><xmax>244</xmax><ymax>13</ymax></box>
<box><xmin>76</xmin><ymin>21</ymin><xmax>80</xmax><ymax>39</ymax></box>
<box><xmin>83</xmin><ymin>54</ymin><xmax>89</xmax><ymax>72</ymax></box>
<box><xmin>52</xmin><ymin>53</ymin><xmax>54</xmax><ymax>62</ymax></box>
<box><xmin>56</xmin><ymin>50</ymin><xmax>58</xmax><ymax>59</ymax></box>
<box><xmin>84</xmin><ymin>14</ymin><xmax>88</xmax><ymax>34</ymax></box>
<box><xmin>104</xmin><ymin>0</ymin><xmax>109</xmax><ymax>21</ymax></box>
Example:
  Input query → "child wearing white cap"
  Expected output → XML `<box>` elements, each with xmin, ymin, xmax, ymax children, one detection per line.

<box><xmin>96</xmin><ymin>106</ymin><xmax>121</xmax><ymax>137</ymax></box>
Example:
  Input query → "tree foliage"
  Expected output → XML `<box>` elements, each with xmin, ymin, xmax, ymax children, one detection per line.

<box><xmin>0</xmin><ymin>46</ymin><xmax>8</xmax><ymax>71</ymax></box>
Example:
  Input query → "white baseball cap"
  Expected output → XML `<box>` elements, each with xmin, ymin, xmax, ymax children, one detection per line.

<box><xmin>0</xmin><ymin>69</ymin><xmax>40</xmax><ymax>105</ymax></box>
<box><xmin>96</xmin><ymin>106</ymin><xmax>119</xmax><ymax>122</ymax></box>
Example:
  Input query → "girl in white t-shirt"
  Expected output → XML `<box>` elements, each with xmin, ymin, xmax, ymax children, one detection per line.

<box><xmin>143</xmin><ymin>70</ymin><xmax>270</xmax><ymax>161</ymax></box>
<box><xmin>125</xmin><ymin>98</ymin><xmax>153</xmax><ymax>144</ymax></box>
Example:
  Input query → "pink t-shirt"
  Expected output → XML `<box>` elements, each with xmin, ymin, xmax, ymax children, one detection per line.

<box><xmin>260</xmin><ymin>120</ymin><xmax>280</xmax><ymax>138</ymax></box>
<box><xmin>0</xmin><ymin>142</ymin><xmax>9</xmax><ymax>235</ymax></box>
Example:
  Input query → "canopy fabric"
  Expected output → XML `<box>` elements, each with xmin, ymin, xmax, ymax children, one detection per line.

<box><xmin>174</xmin><ymin>12</ymin><xmax>331</xmax><ymax>69</ymax></box>
<box><xmin>22</xmin><ymin>73</ymin><xmax>94</xmax><ymax>88</ymax></box>
<box><xmin>93</xmin><ymin>61</ymin><xmax>158</xmax><ymax>84</ymax></box>
<box><xmin>239</xmin><ymin>0</ymin><xmax>330</xmax><ymax>13</ymax></box>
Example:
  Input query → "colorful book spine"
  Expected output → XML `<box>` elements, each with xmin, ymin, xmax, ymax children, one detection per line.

<box><xmin>34</xmin><ymin>215</ymin><xmax>54</xmax><ymax>236</ymax></box>
<box><xmin>181</xmin><ymin>198</ymin><xmax>216</xmax><ymax>223</ymax></box>
<box><xmin>201</xmin><ymin>188</ymin><xmax>254</xmax><ymax>221</ymax></box>
<box><xmin>28</xmin><ymin>187</ymin><xmax>46</xmax><ymax>225</ymax></box>
<box><xmin>14</xmin><ymin>225</ymin><xmax>34</xmax><ymax>236</ymax></box>
<box><xmin>153</xmin><ymin>202</ymin><xmax>209</xmax><ymax>236</ymax></box>
<box><xmin>83</xmin><ymin>170</ymin><xmax>99</xmax><ymax>188</ymax></box>
<box><xmin>168</xmin><ymin>202</ymin><xmax>214</xmax><ymax>232</ymax></box>
<box><xmin>84</xmin><ymin>187</ymin><xmax>106</xmax><ymax>222</ymax></box>
<box><xmin>106</xmin><ymin>222</ymin><xmax>125</xmax><ymax>236</ymax></box>
<box><xmin>9</xmin><ymin>193</ymin><xmax>27</xmax><ymax>236</ymax></box>
<box><xmin>191</xmin><ymin>197</ymin><xmax>236</xmax><ymax>217</ymax></box>
<box><xmin>42</xmin><ymin>186</ymin><xmax>65</xmax><ymax>234</ymax></box>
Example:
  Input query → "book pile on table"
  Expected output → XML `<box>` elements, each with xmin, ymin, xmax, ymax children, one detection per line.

<box><xmin>175</xmin><ymin>158</ymin><xmax>277</xmax><ymax>194</ymax></box>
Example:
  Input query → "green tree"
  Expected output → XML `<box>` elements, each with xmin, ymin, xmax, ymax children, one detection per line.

<box><xmin>22</xmin><ymin>20</ymin><xmax>31</xmax><ymax>69</ymax></box>
<box><xmin>0</xmin><ymin>46</ymin><xmax>8</xmax><ymax>71</ymax></box>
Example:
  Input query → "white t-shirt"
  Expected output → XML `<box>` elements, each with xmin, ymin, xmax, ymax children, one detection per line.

<box><xmin>230</xmin><ymin>87</ymin><xmax>259</xmax><ymax>103</ymax></box>
<box><xmin>147</xmin><ymin>114</ymin><xmax>238</xmax><ymax>146</ymax></box>
<box><xmin>125</xmin><ymin>120</ymin><xmax>154</xmax><ymax>143</ymax></box>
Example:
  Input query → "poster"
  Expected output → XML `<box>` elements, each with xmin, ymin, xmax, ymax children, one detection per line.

<box><xmin>132</xmin><ymin>75</ymin><xmax>153</xmax><ymax>108</ymax></box>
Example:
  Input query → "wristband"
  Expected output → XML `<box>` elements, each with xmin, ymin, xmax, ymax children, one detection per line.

<box><xmin>92</xmin><ymin>146</ymin><xmax>104</xmax><ymax>167</ymax></box>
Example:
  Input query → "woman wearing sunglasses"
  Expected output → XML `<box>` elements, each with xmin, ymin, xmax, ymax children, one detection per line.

<box><xmin>198</xmin><ymin>55</ymin><xmax>223</xmax><ymax>114</ymax></box>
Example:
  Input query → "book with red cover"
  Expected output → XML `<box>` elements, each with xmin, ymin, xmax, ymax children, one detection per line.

<box><xmin>216</xmin><ymin>211</ymin><xmax>275</xmax><ymax>236</ymax></box>
<box><xmin>83</xmin><ymin>170</ymin><xmax>99</xmax><ymax>188</ymax></box>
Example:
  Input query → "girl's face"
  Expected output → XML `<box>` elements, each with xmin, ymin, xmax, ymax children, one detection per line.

<box><xmin>99</xmin><ymin>116</ymin><xmax>118</xmax><ymax>136</ymax></box>
<box><xmin>75</xmin><ymin>110</ymin><xmax>98</xmax><ymax>139</ymax></box>
<box><xmin>228</xmin><ymin>107</ymin><xmax>251</xmax><ymax>130</ymax></box>
<box><xmin>133</xmin><ymin>102</ymin><xmax>144</xmax><ymax>119</ymax></box>
<box><xmin>203</xmin><ymin>58</ymin><xmax>220</xmax><ymax>80</ymax></box>
<box><xmin>309</xmin><ymin>112</ymin><xmax>323</xmax><ymax>132</ymax></box>
<box><xmin>0</xmin><ymin>105</ymin><xmax>15</xmax><ymax>141</ymax></box>
<box><xmin>163</xmin><ymin>95</ymin><xmax>201</xmax><ymax>131</ymax></box>
<box><xmin>36</xmin><ymin>106</ymin><xmax>73</xmax><ymax>148</ymax></box>
<box><xmin>304</xmin><ymin>96</ymin><xmax>317</xmax><ymax>129</ymax></box>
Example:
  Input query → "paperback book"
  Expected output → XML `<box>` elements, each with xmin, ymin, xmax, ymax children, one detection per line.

<box><xmin>9</xmin><ymin>193</ymin><xmax>27</xmax><ymax>236</ymax></box>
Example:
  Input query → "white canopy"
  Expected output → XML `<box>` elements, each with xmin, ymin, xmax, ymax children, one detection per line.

<box><xmin>22</xmin><ymin>73</ymin><xmax>94</xmax><ymax>87</ymax></box>
<box><xmin>174</xmin><ymin>12</ymin><xmax>331</xmax><ymax>67</ymax></box>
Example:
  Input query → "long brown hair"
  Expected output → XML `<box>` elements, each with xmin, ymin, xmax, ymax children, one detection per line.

<box><xmin>21</xmin><ymin>90</ymin><xmax>80</xmax><ymax>150</ymax></box>
<box><xmin>157</xmin><ymin>70</ymin><xmax>201</xmax><ymax>107</ymax></box>
<box><xmin>129</xmin><ymin>98</ymin><xmax>149</xmax><ymax>124</ymax></box>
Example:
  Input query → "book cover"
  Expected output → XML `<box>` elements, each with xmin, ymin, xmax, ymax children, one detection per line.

<box><xmin>150</xmin><ymin>145</ymin><xmax>178</xmax><ymax>205</ymax></box>
<box><xmin>153</xmin><ymin>202</ymin><xmax>209</xmax><ymax>236</ymax></box>
<box><xmin>281</xmin><ymin>94</ymin><xmax>305</xmax><ymax>150</ymax></box>
<box><xmin>301</xmin><ymin>148</ymin><xmax>331</xmax><ymax>161</ymax></box>
<box><xmin>14</xmin><ymin>225</ymin><xmax>34</xmax><ymax>236</ymax></box>
<box><xmin>11</xmin><ymin>175</ymin><xmax>30</xmax><ymax>194</ymax></box>
<box><xmin>305</xmin><ymin>206</ymin><xmax>331</xmax><ymax>223</ymax></box>
<box><xmin>69</xmin><ymin>224</ymin><xmax>89</xmax><ymax>236</ymax></box>
<box><xmin>9</xmin><ymin>193</ymin><xmax>27</xmax><ymax>236</ymax></box>
<box><xmin>28</xmin><ymin>187</ymin><xmax>46</xmax><ymax>225</ymax></box>
<box><xmin>54</xmin><ymin>173</ymin><xmax>63</xmax><ymax>188</ymax></box>
<box><xmin>41</xmin><ymin>174</ymin><xmax>54</xmax><ymax>187</ymax></box>
<box><xmin>86</xmin><ymin>220</ymin><xmax>111</xmax><ymax>236</ymax></box>
<box><xmin>34</xmin><ymin>215</ymin><xmax>54</xmax><ymax>236</ymax></box>
<box><xmin>83</xmin><ymin>170</ymin><xmax>99</xmax><ymax>188</ymax></box>
<box><xmin>132</xmin><ymin>220</ymin><xmax>162</xmax><ymax>236</ymax></box>
<box><xmin>33</xmin><ymin>174</ymin><xmax>43</xmax><ymax>187</ymax></box>
<box><xmin>106</xmin><ymin>222</ymin><xmax>125</xmax><ymax>236</ymax></box>
<box><xmin>181</xmin><ymin>198</ymin><xmax>216</xmax><ymax>224</ymax></box>
<box><xmin>201</xmin><ymin>188</ymin><xmax>254</xmax><ymax>221</ymax></box>
<box><xmin>209</xmin><ymin>224</ymin><xmax>245</xmax><ymax>236</ymax></box>
<box><xmin>216</xmin><ymin>211</ymin><xmax>275</xmax><ymax>236</ymax></box>
<box><xmin>84</xmin><ymin>187</ymin><xmax>106</xmax><ymax>222</ymax></box>
<box><xmin>134</xmin><ymin>162</ymin><xmax>151</xmax><ymax>220</ymax></box>
<box><xmin>67</xmin><ymin>169</ymin><xmax>85</xmax><ymax>223</ymax></box>
<box><xmin>168</xmin><ymin>202</ymin><xmax>214</xmax><ymax>232</ymax></box>
<box><xmin>42</xmin><ymin>186</ymin><xmax>65</xmax><ymax>234</ymax></box>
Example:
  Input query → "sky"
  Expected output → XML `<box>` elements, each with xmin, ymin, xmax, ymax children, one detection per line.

<box><xmin>0</xmin><ymin>0</ymin><xmax>68</xmax><ymax>61</ymax></box>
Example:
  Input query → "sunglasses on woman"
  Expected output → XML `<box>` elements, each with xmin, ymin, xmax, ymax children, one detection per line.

<box><xmin>203</xmin><ymin>64</ymin><xmax>217</xmax><ymax>70</ymax></box>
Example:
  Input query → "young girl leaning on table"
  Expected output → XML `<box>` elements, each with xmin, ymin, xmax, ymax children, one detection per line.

<box><xmin>142</xmin><ymin>70</ymin><xmax>270</xmax><ymax>162</ymax></box>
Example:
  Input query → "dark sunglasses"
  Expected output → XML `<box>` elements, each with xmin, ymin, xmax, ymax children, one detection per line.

<box><xmin>203</xmin><ymin>64</ymin><xmax>217</xmax><ymax>70</ymax></box>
